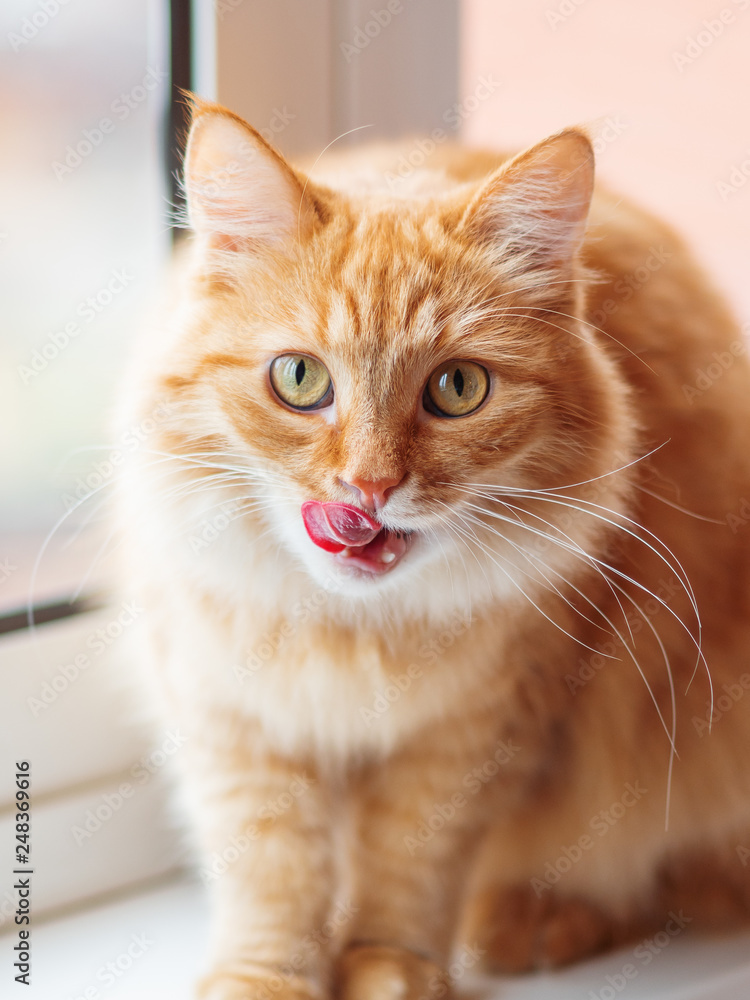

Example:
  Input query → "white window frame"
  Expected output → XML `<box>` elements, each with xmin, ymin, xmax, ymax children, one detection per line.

<box><xmin>1</xmin><ymin>0</ymin><xmax>460</xmax><ymax>929</ymax></box>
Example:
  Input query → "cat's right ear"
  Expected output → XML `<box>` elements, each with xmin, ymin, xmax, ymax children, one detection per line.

<box><xmin>183</xmin><ymin>99</ymin><xmax>316</xmax><ymax>255</ymax></box>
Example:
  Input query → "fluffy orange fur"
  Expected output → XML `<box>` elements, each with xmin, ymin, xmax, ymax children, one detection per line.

<box><xmin>116</xmin><ymin>99</ymin><xmax>750</xmax><ymax>999</ymax></box>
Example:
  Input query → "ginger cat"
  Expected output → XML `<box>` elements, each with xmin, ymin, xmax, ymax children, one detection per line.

<box><xmin>116</xmin><ymin>98</ymin><xmax>750</xmax><ymax>999</ymax></box>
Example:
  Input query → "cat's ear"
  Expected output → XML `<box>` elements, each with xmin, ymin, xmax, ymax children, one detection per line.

<box><xmin>460</xmin><ymin>128</ymin><xmax>594</xmax><ymax>268</ymax></box>
<box><xmin>183</xmin><ymin>99</ymin><xmax>316</xmax><ymax>254</ymax></box>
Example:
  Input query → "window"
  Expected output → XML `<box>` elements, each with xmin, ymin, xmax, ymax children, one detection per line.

<box><xmin>1</xmin><ymin>0</ymin><xmax>170</xmax><ymax>612</ymax></box>
<box><xmin>0</xmin><ymin>0</ymin><xmax>175</xmax><ymax>925</ymax></box>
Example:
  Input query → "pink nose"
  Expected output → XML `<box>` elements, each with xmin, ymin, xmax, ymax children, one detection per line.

<box><xmin>341</xmin><ymin>475</ymin><xmax>404</xmax><ymax>512</ymax></box>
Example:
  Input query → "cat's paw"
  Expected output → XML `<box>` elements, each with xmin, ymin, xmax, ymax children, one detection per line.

<box><xmin>468</xmin><ymin>884</ymin><xmax>623</xmax><ymax>972</ymax></box>
<box><xmin>198</xmin><ymin>966</ymin><xmax>321</xmax><ymax>1000</ymax></box>
<box><xmin>335</xmin><ymin>944</ymin><xmax>450</xmax><ymax>1000</ymax></box>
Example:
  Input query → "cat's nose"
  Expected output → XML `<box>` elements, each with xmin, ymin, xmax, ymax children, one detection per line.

<box><xmin>340</xmin><ymin>474</ymin><xmax>404</xmax><ymax>513</ymax></box>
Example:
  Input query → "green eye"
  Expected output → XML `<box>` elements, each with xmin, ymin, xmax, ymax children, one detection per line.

<box><xmin>270</xmin><ymin>354</ymin><xmax>333</xmax><ymax>410</ymax></box>
<box><xmin>425</xmin><ymin>361</ymin><xmax>489</xmax><ymax>417</ymax></box>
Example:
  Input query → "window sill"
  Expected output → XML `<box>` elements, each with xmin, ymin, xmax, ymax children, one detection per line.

<box><xmin>16</xmin><ymin>871</ymin><xmax>750</xmax><ymax>999</ymax></box>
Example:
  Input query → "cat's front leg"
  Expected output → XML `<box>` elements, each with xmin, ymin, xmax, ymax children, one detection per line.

<box><xmin>186</xmin><ymin>734</ymin><xmax>335</xmax><ymax>1000</ymax></box>
<box><xmin>337</xmin><ymin>731</ymin><xmax>506</xmax><ymax>1000</ymax></box>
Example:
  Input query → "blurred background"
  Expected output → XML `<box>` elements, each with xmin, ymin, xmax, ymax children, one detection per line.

<box><xmin>1</xmin><ymin>2</ymin><xmax>749</xmax><ymax>997</ymax></box>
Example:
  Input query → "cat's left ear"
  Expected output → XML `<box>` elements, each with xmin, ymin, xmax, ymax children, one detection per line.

<box><xmin>183</xmin><ymin>98</ymin><xmax>316</xmax><ymax>254</ymax></box>
<box><xmin>459</xmin><ymin>128</ymin><xmax>594</xmax><ymax>268</ymax></box>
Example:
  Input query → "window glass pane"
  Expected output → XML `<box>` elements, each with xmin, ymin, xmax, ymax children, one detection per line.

<box><xmin>0</xmin><ymin>0</ymin><xmax>169</xmax><ymax>608</ymax></box>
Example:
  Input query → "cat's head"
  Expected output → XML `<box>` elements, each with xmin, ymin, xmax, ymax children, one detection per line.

<box><xmin>148</xmin><ymin>100</ymin><xmax>635</xmax><ymax>614</ymax></box>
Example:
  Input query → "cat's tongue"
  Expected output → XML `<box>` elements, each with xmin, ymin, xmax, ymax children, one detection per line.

<box><xmin>301</xmin><ymin>501</ymin><xmax>381</xmax><ymax>553</ymax></box>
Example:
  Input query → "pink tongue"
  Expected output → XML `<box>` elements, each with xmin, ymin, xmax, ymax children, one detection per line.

<box><xmin>301</xmin><ymin>501</ymin><xmax>382</xmax><ymax>553</ymax></box>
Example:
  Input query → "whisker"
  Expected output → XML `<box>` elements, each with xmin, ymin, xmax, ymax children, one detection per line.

<box><xmin>450</xmin><ymin>440</ymin><xmax>671</xmax><ymax>496</ymax></box>
<box><xmin>459</xmin><ymin>498</ymin><xmax>633</xmax><ymax>643</ymax></box>
<box><xmin>603</xmin><ymin>575</ymin><xmax>678</xmax><ymax>829</ymax></box>
<box><xmin>461</xmin><ymin>485</ymin><xmax>702</xmax><ymax>641</ymax></box>
<box><xmin>634</xmin><ymin>485</ymin><xmax>724</xmax><ymax>524</ymax></box>
<box><xmin>460</xmin><ymin>300</ymin><xmax>656</xmax><ymax>375</ymax></box>
<box><xmin>424</xmin><ymin>515</ymin><xmax>462</xmax><ymax>610</ymax></box>
<box><xmin>456</xmin><ymin>507</ymin><xmax>602</xmax><ymax>631</ymax></box>
<box><xmin>437</xmin><ymin>503</ymin><xmax>616</xmax><ymax>656</ymax></box>
<box><xmin>456</xmin><ymin>504</ymin><xmax>679</xmax><ymax>763</ymax></box>
<box><xmin>429</xmin><ymin>506</ymin><xmax>492</xmax><ymax>615</ymax></box>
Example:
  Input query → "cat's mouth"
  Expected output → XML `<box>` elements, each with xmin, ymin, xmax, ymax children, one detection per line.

<box><xmin>301</xmin><ymin>501</ymin><xmax>413</xmax><ymax>575</ymax></box>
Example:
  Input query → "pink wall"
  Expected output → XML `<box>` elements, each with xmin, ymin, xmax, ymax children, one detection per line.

<box><xmin>460</xmin><ymin>0</ymin><xmax>750</xmax><ymax>320</ymax></box>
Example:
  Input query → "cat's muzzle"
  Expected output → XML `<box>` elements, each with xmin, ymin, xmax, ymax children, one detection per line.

<box><xmin>301</xmin><ymin>500</ymin><xmax>412</xmax><ymax>574</ymax></box>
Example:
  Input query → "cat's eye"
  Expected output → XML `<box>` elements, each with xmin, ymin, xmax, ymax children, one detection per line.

<box><xmin>424</xmin><ymin>361</ymin><xmax>489</xmax><ymax>417</ymax></box>
<box><xmin>270</xmin><ymin>354</ymin><xmax>333</xmax><ymax>410</ymax></box>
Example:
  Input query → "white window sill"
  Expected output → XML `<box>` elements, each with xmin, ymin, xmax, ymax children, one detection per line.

<box><xmin>12</xmin><ymin>871</ymin><xmax>750</xmax><ymax>999</ymax></box>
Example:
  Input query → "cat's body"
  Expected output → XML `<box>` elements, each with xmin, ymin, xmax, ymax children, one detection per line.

<box><xmin>117</xmin><ymin>101</ymin><xmax>750</xmax><ymax>998</ymax></box>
